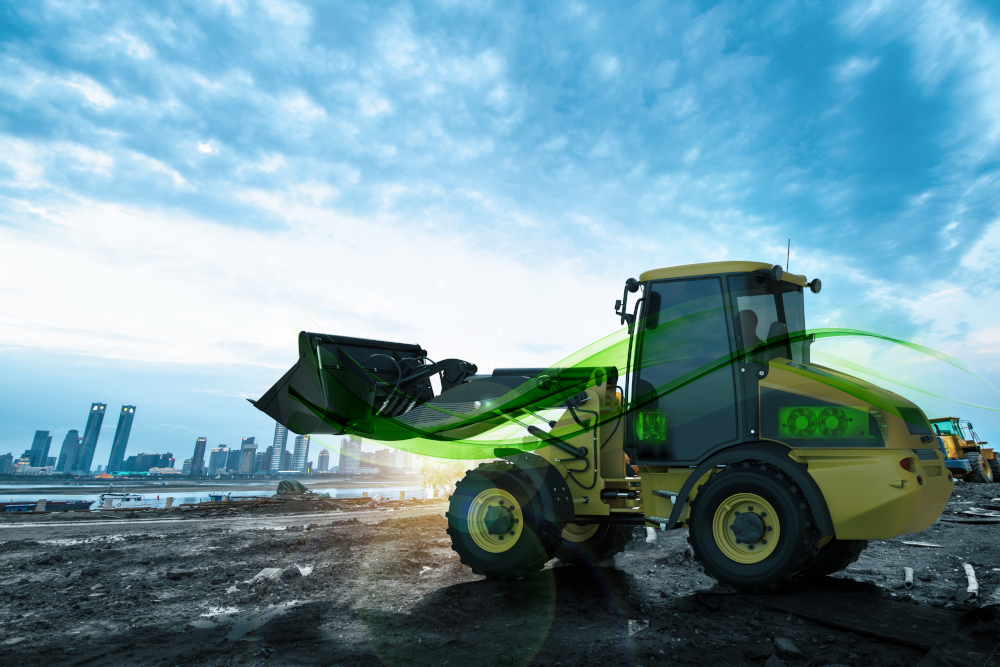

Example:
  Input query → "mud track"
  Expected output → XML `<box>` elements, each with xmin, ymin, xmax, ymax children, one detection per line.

<box><xmin>1</xmin><ymin>486</ymin><xmax>998</xmax><ymax>667</ymax></box>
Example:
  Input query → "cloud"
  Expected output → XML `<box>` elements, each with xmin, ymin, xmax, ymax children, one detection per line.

<box><xmin>2</xmin><ymin>0</ymin><xmax>1000</xmax><ymax>443</ymax></box>
<box><xmin>835</xmin><ymin>56</ymin><xmax>880</xmax><ymax>83</ymax></box>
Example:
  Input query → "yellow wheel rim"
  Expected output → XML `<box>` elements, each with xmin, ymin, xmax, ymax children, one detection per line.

<box><xmin>817</xmin><ymin>534</ymin><xmax>833</xmax><ymax>549</ymax></box>
<box><xmin>561</xmin><ymin>523</ymin><xmax>599</xmax><ymax>543</ymax></box>
<box><xmin>981</xmin><ymin>459</ymin><xmax>993</xmax><ymax>481</ymax></box>
<box><xmin>712</xmin><ymin>493</ymin><xmax>781</xmax><ymax>564</ymax></box>
<box><xmin>468</xmin><ymin>487</ymin><xmax>523</xmax><ymax>554</ymax></box>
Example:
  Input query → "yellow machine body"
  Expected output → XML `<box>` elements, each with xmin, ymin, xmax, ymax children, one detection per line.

<box><xmin>527</xmin><ymin>262</ymin><xmax>954</xmax><ymax>545</ymax></box>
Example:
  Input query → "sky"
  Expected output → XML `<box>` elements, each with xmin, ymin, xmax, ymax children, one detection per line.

<box><xmin>2</xmin><ymin>0</ymin><xmax>1000</xmax><ymax>467</ymax></box>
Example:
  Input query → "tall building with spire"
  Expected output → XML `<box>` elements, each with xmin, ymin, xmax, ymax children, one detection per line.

<box><xmin>75</xmin><ymin>403</ymin><xmax>106</xmax><ymax>474</ymax></box>
<box><xmin>106</xmin><ymin>405</ymin><xmax>136</xmax><ymax>473</ymax></box>
<box><xmin>191</xmin><ymin>437</ymin><xmax>207</xmax><ymax>475</ymax></box>
<box><xmin>269</xmin><ymin>423</ymin><xmax>289</xmax><ymax>472</ymax></box>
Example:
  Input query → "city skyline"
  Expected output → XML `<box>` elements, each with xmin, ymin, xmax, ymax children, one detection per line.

<box><xmin>2</xmin><ymin>1</ymin><xmax>1000</xmax><ymax>456</ymax></box>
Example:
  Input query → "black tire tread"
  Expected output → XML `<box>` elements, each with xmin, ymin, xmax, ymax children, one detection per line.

<box><xmin>555</xmin><ymin>524</ymin><xmax>632</xmax><ymax>564</ymax></box>
<box><xmin>988</xmin><ymin>455</ymin><xmax>1000</xmax><ymax>482</ymax></box>
<box><xmin>965</xmin><ymin>451</ymin><xmax>993</xmax><ymax>483</ymax></box>
<box><xmin>801</xmin><ymin>538</ymin><xmax>869</xmax><ymax>577</ymax></box>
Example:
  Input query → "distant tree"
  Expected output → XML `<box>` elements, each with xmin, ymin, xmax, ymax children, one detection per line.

<box><xmin>421</xmin><ymin>461</ymin><xmax>467</xmax><ymax>498</ymax></box>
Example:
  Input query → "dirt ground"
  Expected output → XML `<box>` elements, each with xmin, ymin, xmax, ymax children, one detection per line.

<box><xmin>0</xmin><ymin>483</ymin><xmax>998</xmax><ymax>667</ymax></box>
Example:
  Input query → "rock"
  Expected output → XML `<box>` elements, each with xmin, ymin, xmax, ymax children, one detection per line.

<box><xmin>774</xmin><ymin>638</ymin><xmax>803</xmax><ymax>658</ymax></box>
<box><xmin>166</xmin><ymin>570</ymin><xmax>194</xmax><ymax>580</ymax></box>
<box><xmin>764</xmin><ymin>656</ymin><xmax>786</xmax><ymax>667</ymax></box>
<box><xmin>745</xmin><ymin>643</ymin><xmax>775</xmax><ymax>660</ymax></box>
<box><xmin>248</xmin><ymin>568</ymin><xmax>283</xmax><ymax>585</ymax></box>
<box><xmin>627</xmin><ymin>619</ymin><xmax>649</xmax><ymax>636</ymax></box>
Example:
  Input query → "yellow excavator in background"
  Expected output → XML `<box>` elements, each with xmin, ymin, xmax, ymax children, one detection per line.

<box><xmin>930</xmin><ymin>417</ymin><xmax>996</xmax><ymax>483</ymax></box>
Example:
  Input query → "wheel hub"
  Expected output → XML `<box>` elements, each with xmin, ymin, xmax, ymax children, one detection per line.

<box><xmin>712</xmin><ymin>493</ymin><xmax>781</xmax><ymax>564</ymax></box>
<box><xmin>485</xmin><ymin>504</ymin><xmax>514</xmax><ymax>535</ymax></box>
<box><xmin>467</xmin><ymin>488</ymin><xmax>523</xmax><ymax>554</ymax></box>
<box><xmin>730</xmin><ymin>511</ymin><xmax>764</xmax><ymax>544</ymax></box>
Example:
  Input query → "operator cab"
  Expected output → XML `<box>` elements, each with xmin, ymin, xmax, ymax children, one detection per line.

<box><xmin>620</xmin><ymin>261</ymin><xmax>821</xmax><ymax>467</ymax></box>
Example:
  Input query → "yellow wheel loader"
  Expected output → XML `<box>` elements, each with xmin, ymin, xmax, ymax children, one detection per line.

<box><xmin>930</xmin><ymin>417</ymin><xmax>996</xmax><ymax>483</ymax></box>
<box><xmin>253</xmin><ymin>261</ymin><xmax>954</xmax><ymax>592</ymax></box>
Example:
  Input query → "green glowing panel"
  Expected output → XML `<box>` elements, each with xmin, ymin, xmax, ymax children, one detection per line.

<box><xmin>778</xmin><ymin>406</ymin><xmax>872</xmax><ymax>440</ymax></box>
<box><xmin>636</xmin><ymin>412</ymin><xmax>667</xmax><ymax>442</ymax></box>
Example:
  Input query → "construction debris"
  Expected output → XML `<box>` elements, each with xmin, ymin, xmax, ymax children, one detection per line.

<box><xmin>963</xmin><ymin>563</ymin><xmax>978</xmax><ymax>598</ymax></box>
<box><xmin>904</xmin><ymin>567</ymin><xmax>914</xmax><ymax>589</ymax></box>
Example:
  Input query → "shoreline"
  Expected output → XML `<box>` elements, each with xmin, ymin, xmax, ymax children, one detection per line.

<box><xmin>0</xmin><ymin>476</ymin><xmax>426</xmax><ymax>496</ymax></box>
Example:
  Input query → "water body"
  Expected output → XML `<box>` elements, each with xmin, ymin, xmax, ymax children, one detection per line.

<box><xmin>0</xmin><ymin>485</ymin><xmax>428</xmax><ymax>509</ymax></box>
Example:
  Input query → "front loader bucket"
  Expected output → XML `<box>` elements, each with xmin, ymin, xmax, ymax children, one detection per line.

<box><xmin>250</xmin><ymin>331</ymin><xmax>438</xmax><ymax>436</ymax></box>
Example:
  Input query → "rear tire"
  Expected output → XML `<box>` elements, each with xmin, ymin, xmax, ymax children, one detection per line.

<box><xmin>966</xmin><ymin>451</ymin><xmax>994</xmax><ymax>483</ymax></box>
<box><xmin>555</xmin><ymin>523</ymin><xmax>631</xmax><ymax>564</ymax></box>
<box><xmin>988</xmin><ymin>455</ymin><xmax>1000</xmax><ymax>482</ymax></box>
<box><xmin>446</xmin><ymin>463</ymin><xmax>562</xmax><ymax>580</ymax></box>
<box><xmin>687</xmin><ymin>462</ymin><xmax>821</xmax><ymax>593</ymax></box>
<box><xmin>800</xmin><ymin>537</ymin><xmax>868</xmax><ymax>577</ymax></box>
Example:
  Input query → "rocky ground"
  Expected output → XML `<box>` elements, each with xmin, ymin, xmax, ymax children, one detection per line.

<box><xmin>0</xmin><ymin>484</ymin><xmax>998</xmax><ymax>667</ymax></box>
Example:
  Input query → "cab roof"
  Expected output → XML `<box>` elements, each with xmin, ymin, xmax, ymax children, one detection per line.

<box><xmin>639</xmin><ymin>261</ymin><xmax>809</xmax><ymax>287</ymax></box>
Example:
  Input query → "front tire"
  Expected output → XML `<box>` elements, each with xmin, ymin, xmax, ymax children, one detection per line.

<box><xmin>966</xmin><ymin>451</ymin><xmax>994</xmax><ymax>483</ymax></box>
<box><xmin>446</xmin><ymin>463</ymin><xmax>562</xmax><ymax>580</ymax></box>
<box><xmin>687</xmin><ymin>462</ymin><xmax>820</xmax><ymax>592</ymax></box>
<box><xmin>555</xmin><ymin>523</ymin><xmax>632</xmax><ymax>564</ymax></box>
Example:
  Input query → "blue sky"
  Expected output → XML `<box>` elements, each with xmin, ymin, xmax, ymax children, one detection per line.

<box><xmin>2</xmin><ymin>0</ymin><xmax>1000</xmax><ymax>466</ymax></box>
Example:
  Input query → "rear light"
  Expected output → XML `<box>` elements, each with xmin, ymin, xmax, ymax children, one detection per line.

<box><xmin>900</xmin><ymin>459</ymin><xmax>911</xmax><ymax>471</ymax></box>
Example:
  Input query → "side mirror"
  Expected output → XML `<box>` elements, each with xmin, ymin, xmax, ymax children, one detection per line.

<box><xmin>968</xmin><ymin>423</ymin><xmax>974</xmax><ymax>430</ymax></box>
<box><xmin>809</xmin><ymin>278</ymin><xmax>822</xmax><ymax>294</ymax></box>
<box><xmin>770</xmin><ymin>265</ymin><xmax>783</xmax><ymax>281</ymax></box>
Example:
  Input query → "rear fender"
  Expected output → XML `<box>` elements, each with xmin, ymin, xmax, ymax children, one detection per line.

<box><xmin>660</xmin><ymin>442</ymin><xmax>835</xmax><ymax>536</ymax></box>
<box><xmin>501</xmin><ymin>452</ymin><xmax>576</xmax><ymax>524</ymax></box>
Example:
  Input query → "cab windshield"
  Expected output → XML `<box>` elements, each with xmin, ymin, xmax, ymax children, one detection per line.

<box><xmin>932</xmin><ymin>421</ymin><xmax>957</xmax><ymax>435</ymax></box>
<box><xmin>727</xmin><ymin>275</ymin><xmax>807</xmax><ymax>363</ymax></box>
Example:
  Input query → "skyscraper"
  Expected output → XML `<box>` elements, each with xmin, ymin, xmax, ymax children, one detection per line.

<box><xmin>75</xmin><ymin>403</ymin><xmax>107</xmax><ymax>474</ymax></box>
<box><xmin>208</xmin><ymin>447</ymin><xmax>229</xmax><ymax>476</ymax></box>
<box><xmin>181</xmin><ymin>458</ymin><xmax>193</xmax><ymax>475</ymax></box>
<box><xmin>269</xmin><ymin>423</ymin><xmax>288</xmax><ymax>473</ymax></box>
<box><xmin>27</xmin><ymin>431</ymin><xmax>52</xmax><ymax>467</ymax></box>
<box><xmin>240</xmin><ymin>437</ymin><xmax>257</xmax><ymax>474</ymax></box>
<box><xmin>338</xmin><ymin>437</ymin><xmax>361</xmax><ymax>475</ymax></box>
<box><xmin>55</xmin><ymin>431</ymin><xmax>78</xmax><ymax>472</ymax></box>
<box><xmin>292</xmin><ymin>435</ymin><xmax>310</xmax><ymax>473</ymax></box>
<box><xmin>191</xmin><ymin>437</ymin><xmax>207</xmax><ymax>475</ymax></box>
<box><xmin>106</xmin><ymin>405</ymin><xmax>136</xmax><ymax>473</ymax></box>
<box><xmin>317</xmin><ymin>449</ymin><xmax>329</xmax><ymax>472</ymax></box>
<box><xmin>225</xmin><ymin>448</ymin><xmax>242</xmax><ymax>472</ymax></box>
